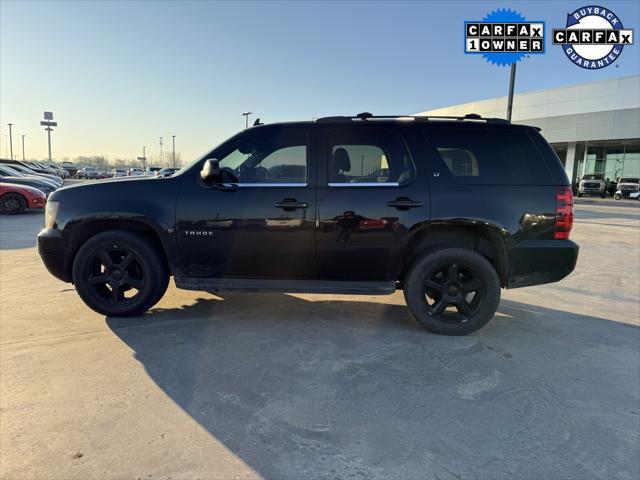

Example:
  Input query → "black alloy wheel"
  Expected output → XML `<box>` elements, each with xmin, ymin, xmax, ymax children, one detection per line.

<box><xmin>423</xmin><ymin>262</ymin><xmax>485</xmax><ymax>321</ymax></box>
<box><xmin>404</xmin><ymin>248</ymin><xmax>501</xmax><ymax>335</ymax></box>
<box><xmin>73</xmin><ymin>230</ymin><xmax>169</xmax><ymax>317</ymax></box>
<box><xmin>85</xmin><ymin>247</ymin><xmax>145</xmax><ymax>306</ymax></box>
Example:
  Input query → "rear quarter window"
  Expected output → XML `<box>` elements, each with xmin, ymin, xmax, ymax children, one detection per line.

<box><xmin>424</xmin><ymin>127</ymin><xmax>552</xmax><ymax>185</ymax></box>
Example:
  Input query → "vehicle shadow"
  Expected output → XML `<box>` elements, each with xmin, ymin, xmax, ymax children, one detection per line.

<box><xmin>106</xmin><ymin>293</ymin><xmax>640</xmax><ymax>479</ymax></box>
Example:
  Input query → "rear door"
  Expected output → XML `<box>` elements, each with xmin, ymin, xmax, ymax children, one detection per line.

<box><xmin>315</xmin><ymin>124</ymin><xmax>429</xmax><ymax>281</ymax></box>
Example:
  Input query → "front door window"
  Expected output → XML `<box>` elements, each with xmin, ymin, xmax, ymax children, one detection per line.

<box><xmin>218</xmin><ymin>129</ymin><xmax>307</xmax><ymax>184</ymax></box>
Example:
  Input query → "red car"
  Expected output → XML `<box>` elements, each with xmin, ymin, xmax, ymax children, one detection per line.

<box><xmin>0</xmin><ymin>182</ymin><xmax>46</xmax><ymax>214</ymax></box>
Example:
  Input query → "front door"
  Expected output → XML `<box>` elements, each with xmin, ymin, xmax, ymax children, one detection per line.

<box><xmin>316</xmin><ymin>125</ymin><xmax>428</xmax><ymax>281</ymax></box>
<box><xmin>175</xmin><ymin>125</ymin><xmax>316</xmax><ymax>279</ymax></box>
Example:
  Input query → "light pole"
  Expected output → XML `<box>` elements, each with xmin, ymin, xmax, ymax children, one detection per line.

<box><xmin>506</xmin><ymin>63</ymin><xmax>516</xmax><ymax>122</ymax></box>
<box><xmin>7</xmin><ymin>123</ymin><xmax>13</xmax><ymax>160</ymax></box>
<box><xmin>159</xmin><ymin>137</ymin><xmax>163</xmax><ymax>165</ymax></box>
<box><xmin>172</xmin><ymin>135</ymin><xmax>176</xmax><ymax>168</ymax></box>
<box><xmin>241</xmin><ymin>111</ymin><xmax>253</xmax><ymax>129</ymax></box>
<box><xmin>21</xmin><ymin>135</ymin><xmax>25</xmax><ymax>161</ymax></box>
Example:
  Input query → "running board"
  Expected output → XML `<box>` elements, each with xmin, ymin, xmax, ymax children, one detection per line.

<box><xmin>174</xmin><ymin>277</ymin><xmax>396</xmax><ymax>295</ymax></box>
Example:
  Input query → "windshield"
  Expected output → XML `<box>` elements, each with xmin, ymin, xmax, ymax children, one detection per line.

<box><xmin>583</xmin><ymin>174</ymin><xmax>603</xmax><ymax>180</ymax></box>
<box><xmin>619</xmin><ymin>177</ymin><xmax>639</xmax><ymax>183</ymax></box>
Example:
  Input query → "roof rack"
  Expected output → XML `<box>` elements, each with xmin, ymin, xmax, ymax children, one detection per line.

<box><xmin>315</xmin><ymin>112</ymin><xmax>510</xmax><ymax>125</ymax></box>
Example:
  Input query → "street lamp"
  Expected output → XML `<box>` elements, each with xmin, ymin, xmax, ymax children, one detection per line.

<box><xmin>506</xmin><ymin>56</ymin><xmax>529</xmax><ymax>122</ymax></box>
<box><xmin>241</xmin><ymin>112</ymin><xmax>253</xmax><ymax>129</ymax></box>
<box><xmin>172</xmin><ymin>135</ymin><xmax>176</xmax><ymax>168</ymax></box>
<box><xmin>21</xmin><ymin>135</ymin><xmax>25</xmax><ymax>161</ymax></box>
<box><xmin>7</xmin><ymin>123</ymin><xmax>13</xmax><ymax>160</ymax></box>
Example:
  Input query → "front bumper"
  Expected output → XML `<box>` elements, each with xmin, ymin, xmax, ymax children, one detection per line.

<box><xmin>37</xmin><ymin>228</ymin><xmax>71</xmax><ymax>282</ymax></box>
<box><xmin>507</xmin><ymin>239</ymin><xmax>579</xmax><ymax>289</ymax></box>
<box><xmin>579</xmin><ymin>188</ymin><xmax>604</xmax><ymax>195</ymax></box>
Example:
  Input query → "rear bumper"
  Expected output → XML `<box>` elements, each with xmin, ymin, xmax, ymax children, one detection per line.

<box><xmin>507</xmin><ymin>239</ymin><xmax>579</xmax><ymax>289</ymax></box>
<box><xmin>37</xmin><ymin>228</ymin><xmax>71</xmax><ymax>282</ymax></box>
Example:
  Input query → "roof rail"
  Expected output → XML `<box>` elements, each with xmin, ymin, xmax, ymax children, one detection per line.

<box><xmin>315</xmin><ymin>112</ymin><xmax>510</xmax><ymax>125</ymax></box>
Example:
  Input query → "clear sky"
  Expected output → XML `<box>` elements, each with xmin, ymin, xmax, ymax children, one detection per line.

<box><xmin>1</xmin><ymin>0</ymin><xmax>639</xmax><ymax>163</ymax></box>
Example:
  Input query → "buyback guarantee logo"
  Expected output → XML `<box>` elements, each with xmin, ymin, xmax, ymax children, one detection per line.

<box><xmin>553</xmin><ymin>6</ymin><xmax>634</xmax><ymax>69</ymax></box>
<box><xmin>465</xmin><ymin>9</ymin><xmax>545</xmax><ymax>66</ymax></box>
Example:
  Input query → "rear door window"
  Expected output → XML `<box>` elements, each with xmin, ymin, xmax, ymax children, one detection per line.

<box><xmin>424</xmin><ymin>128</ymin><xmax>551</xmax><ymax>185</ymax></box>
<box><xmin>327</xmin><ymin>128</ymin><xmax>414</xmax><ymax>185</ymax></box>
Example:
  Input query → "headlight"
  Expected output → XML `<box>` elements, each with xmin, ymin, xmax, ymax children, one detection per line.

<box><xmin>45</xmin><ymin>201</ymin><xmax>59</xmax><ymax>229</ymax></box>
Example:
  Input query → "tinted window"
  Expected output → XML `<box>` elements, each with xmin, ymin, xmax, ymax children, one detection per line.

<box><xmin>218</xmin><ymin>129</ymin><xmax>307</xmax><ymax>184</ymax></box>
<box><xmin>425</xmin><ymin>128</ymin><xmax>551</xmax><ymax>185</ymax></box>
<box><xmin>328</xmin><ymin>128</ymin><xmax>413</xmax><ymax>184</ymax></box>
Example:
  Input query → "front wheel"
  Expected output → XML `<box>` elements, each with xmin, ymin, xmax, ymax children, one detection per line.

<box><xmin>0</xmin><ymin>193</ymin><xmax>27</xmax><ymax>214</ymax></box>
<box><xmin>614</xmin><ymin>193</ymin><xmax>622</xmax><ymax>200</ymax></box>
<box><xmin>403</xmin><ymin>248</ymin><xmax>501</xmax><ymax>335</ymax></box>
<box><xmin>72</xmin><ymin>230</ymin><xmax>169</xmax><ymax>317</ymax></box>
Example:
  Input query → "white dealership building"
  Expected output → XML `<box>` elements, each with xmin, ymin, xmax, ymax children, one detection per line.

<box><xmin>416</xmin><ymin>75</ymin><xmax>640</xmax><ymax>184</ymax></box>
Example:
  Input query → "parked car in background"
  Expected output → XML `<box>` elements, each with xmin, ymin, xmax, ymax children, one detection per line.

<box><xmin>146</xmin><ymin>166</ymin><xmax>163</xmax><ymax>176</ymax></box>
<box><xmin>0</xmin><ymin>165</ymin><xmax>58</xmax><ymax>197</ymax></box>
<box><xmin>0</xmin><ymin>160</ymin><xmax>64</xmax><ymax>186</ymax></box>
<box><xmin>128</xmin><ymin>168</ymin><xmax>144</xmax><ymax>176</ymax></box>
<box><xmin>61</xmin><ymin>162</ymin><xmax>78</xmax><ymax>177</ymax></box>
<box><xmin>0</xmin><ymin>182</ymin><xmax>46</xmax><ymax>214</ymax></box>
<box><xmin>0</xmin><ymin>164</ymin><xmax>59</xmax><ymax>193</ymax></box>
<box><xmin>24</xmin><ymin>161</ymin><xmax>63</xmax><ymax>178</ymax></box>
<box><xmin>0</xmin><ymin>160</ymin><xmax>64</xmax><ymax>187</ymax></box>
<box><xmin>112</xmin><ymin>169</ymin><xmax>128</xmax><ymax>178</ymax></box>
<box><xmin>48</xmin><ymin>164</ymin><xmax>70</xmax><ymax>179</ymax></box>
<box><xmin>76</xmin><ymin>167</ymin><xmax>100</xmax><ymax>179</ymax></box>
<box><xmin>613</xmin><ymin>177</ymin><xmax>640</xmax><ymax>199</ymax></box>
<box><xmin>578</xmin><ymin>174</ymin><xmax>606</xmax><ymax>198</ymax></box>
<box><xmin>157</xmin><ymin>167</ymin><xmax>179</xmax><ymax>178</ymax></box>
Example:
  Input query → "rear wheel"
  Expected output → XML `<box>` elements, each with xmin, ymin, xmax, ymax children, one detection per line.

<box><xmin>404</xmin><ymin>248</ymin><xmax>501</xmax><ymax>335</ymax></box>
<box><xmin>0</xmin><ymin>193</ymin><xmax>27</xmax><ymax>214</ymax></box>
<box><xmin>72</xmin><ymin>230</ymin><xmax>169</xmax><ymax>317</ymax></box>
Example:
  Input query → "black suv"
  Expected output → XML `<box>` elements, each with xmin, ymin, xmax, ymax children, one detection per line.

<box><xmin>38</xmin><ymin>113</ymin><xmax>578</xmax><ymax>335</ymax></box>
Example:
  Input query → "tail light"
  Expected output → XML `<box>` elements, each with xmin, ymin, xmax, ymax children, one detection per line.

<box><xmin>555</xmin><ymin>187</ymin><xmax>574</xmax><ymax>240</ymax></box>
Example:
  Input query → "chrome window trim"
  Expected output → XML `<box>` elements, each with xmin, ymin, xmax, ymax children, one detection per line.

<box><xmin>328</xmin><ymin>182</ymin><xmax>400</xmax><ymax>187</ymax></box>
<box><xmin>223</xmin><ymin>182</ymin><xmax>308</xmax><ymax>188</ymax></box>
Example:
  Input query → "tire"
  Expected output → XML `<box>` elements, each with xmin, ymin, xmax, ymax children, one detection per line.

<box><xmin>600</xmin><ymin>193</ymin><xmax>606</xmax><ymax>198</ymax></box>
<box><xmin>0</xmin><ymin>193</ymin><xmax>27</xmax><ymax>214</ymax></box>
<box><xmin>72</xmin><ymin>230</ymin><xmax>169</xmax><ymax>317</ymax></box>
<box><xmin>403</xmin><ymin>248</ymin><xmax>501</xmax><ymax>335</ymax></box>
<box><xmin>577</xmin><ymin>192</ymin><xmax>583</xmax><ymax>197</ymax></box>
<box><xmin>614</xmin><ymin>193</ymin><xmax>622</xmax><ymax>200</ymax></box>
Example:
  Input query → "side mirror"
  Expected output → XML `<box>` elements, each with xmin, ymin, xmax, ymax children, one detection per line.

<box><xmin>200</xmin><ymin>158</ymin><xmax>220</xmax><ymax>184</ymax></box>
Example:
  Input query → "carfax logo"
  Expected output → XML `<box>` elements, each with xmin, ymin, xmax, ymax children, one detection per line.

<box><xmin>553</xmin><ymin>5</ymin><xmax>634</xmax><ymax>69</ymax></box>
<box><xmin>465</xmin><ymin>9</ymin><xmax>545</xmax><ymax>66</ymax></box>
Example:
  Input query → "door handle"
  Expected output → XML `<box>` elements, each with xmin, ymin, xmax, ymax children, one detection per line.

<box><xmin>387</xmin><ymin>197</ymin><xmax>422</xmax><ymax>209</ymax></box>
<box><xmin>275</xmin><ymin>199</ymin><xmax>308</xmax><ymax>210</ymax></box>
